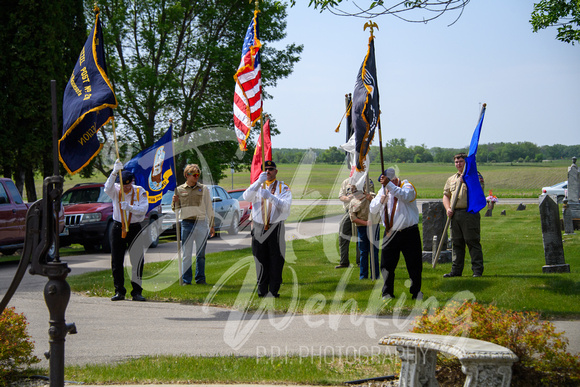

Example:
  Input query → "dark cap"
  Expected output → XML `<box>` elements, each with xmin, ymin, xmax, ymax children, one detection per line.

<box><xmin>117</xmin><ymin>170</ymin><xmax>134</xmax><ymax>185</ymax></box>
<box><xmin>263</xmin><ymin>160</ymin><xmax>277</xmax><ymax>169</ymax></box>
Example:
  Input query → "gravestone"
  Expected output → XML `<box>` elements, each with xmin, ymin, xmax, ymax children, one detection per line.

<box><xmin>516</xmin><ymin>203</ymin><xmax>526</xmax><ymax>211</ymax></box>
<box><xmin>562</xmin><ymin>157</ymin><xmax>580</xmax><ymax>233</ymax></box>
<box><xmin>421</xmin><ymin>201</ymin><xmax>451</xmax><ymax>263</ymax></box>
<box><xmin>501</xmin><ymin>210</ymin><xmax>506</xmax><ymax>216</ymax></box>
<box><xmin>539</xmin><ymin>195</ymin><xmax>570</xmax><ymax>273</ymax></box>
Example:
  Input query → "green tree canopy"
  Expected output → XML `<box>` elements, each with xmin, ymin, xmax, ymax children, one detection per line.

<box><xmin>0</xmin><ymin>0</ymin><xmax>86</xmax><ymax>199</ymax></box>
<box><xmin>91</xmin><ymin>0</ymin><xmax>302</xmax><ymax>183</ymax></box>
<box><xmin>531</xmin><ymin>0</ymin><xmax>580</xmax><ymax>44</ymax></box>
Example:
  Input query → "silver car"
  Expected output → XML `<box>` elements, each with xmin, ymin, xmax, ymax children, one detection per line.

<box><xmin>540</xmin><ymin>181</ymin><xmax>568</xmax><ymax>204</ymax></box>
<box><xmin>160</xmin><ymin>185</ymin><xmax>240</xmax><ymax>236</ymax></box>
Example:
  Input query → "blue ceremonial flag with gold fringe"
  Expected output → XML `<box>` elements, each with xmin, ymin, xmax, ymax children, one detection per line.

<box><xmin>352</xmin><ymin>36</ymin><xmax>379</xmax><ymax>172</ymax></box>
<box><xmin>59</xmin><ymin>10</ymin><xmax>117</xmax><ymax>175</ymax></box>
<box><xmin>124</xmin><ymin>125</ymin><xmax>176</xmax><ymax>214</ymax></box>
<box><xmin>465</xmin><ymin>104</ymin><xmax>487</xmax><ymax>213</ymax></box>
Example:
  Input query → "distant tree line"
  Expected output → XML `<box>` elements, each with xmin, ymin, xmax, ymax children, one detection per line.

<box><xmin>272</xmin><ymin>140</ymin><xmax>580</xmax><ymax>165</ymax></box>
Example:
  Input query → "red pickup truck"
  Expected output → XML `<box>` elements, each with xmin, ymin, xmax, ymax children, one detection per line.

<box><xmin>0</xmin><ymin>178</ymin><xmax>30</xmax><ymax>255</ymax></box>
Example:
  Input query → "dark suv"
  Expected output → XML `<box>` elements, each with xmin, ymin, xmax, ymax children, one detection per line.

<box><xmin>60</xmin><ymin>183</ymin><xmax>160</xmax><ymax>252</ymax></box>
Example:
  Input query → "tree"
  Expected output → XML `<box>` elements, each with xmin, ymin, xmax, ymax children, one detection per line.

<box><xmin>531</xmin><ymin>0</ymin><xmax>580</xmax><ymax>45</ymax></box>
<box><xmin>0</xmin><ymin>0</ymin><xmax>86</xmax><ymax>199</ymax></box>
<box><xmin>293</xmin><ymin>0</ymin><xmax>470</xmax><ymax>24</ymax></box>
<box><xmin>90</xmin><ymin>0</ymin><xmax>302</xmax><ymax>183</ymax></box>
<box><xmin>318</xmin><ymin>146</ymin><xmax>347</xmax><ymax>163</ymax></box>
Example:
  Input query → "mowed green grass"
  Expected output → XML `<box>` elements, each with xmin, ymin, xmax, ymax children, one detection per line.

<box><xmin>33</xmin><ymin>159</ymin><xmax>570</xmax><ymax>202</ymax></box>
<box><xmin>223</xmin><ymin>160</ymin><xmax>570</xmax><ymax>199</ymax></box>
<box><xmin>68</xmin><ymin>204</ymin><xmax>580</xmax><ymax>317</ymax></box>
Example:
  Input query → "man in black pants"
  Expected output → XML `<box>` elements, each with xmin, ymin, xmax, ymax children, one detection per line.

<box><xmin>105</xmin><ymin>160</ymin><xmax>149</xmax><ymax>301</ymax></box>
<box><xmin>243</xmin><ymin>161</ymin><xmax>292</xmax><ymax>298</ymax></box>
<box><xmin>370</xmin><ymin>168</ymin><xmax>423</xmax><ymax>301</ymax></box>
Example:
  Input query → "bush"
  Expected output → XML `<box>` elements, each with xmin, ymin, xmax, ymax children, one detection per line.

<box><xmin>412</xmin><ymin>301</ymin><xmax>580</xmax><ymax>386</ymax></box>
<box><xmin>0</xmin><ymin>307</ymin><xmax>40</xmax><ymax>384</ymax></box>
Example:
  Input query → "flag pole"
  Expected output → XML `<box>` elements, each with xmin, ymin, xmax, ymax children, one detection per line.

<box><xmin>169</xmin><ymin>119</ymin><xmax>183</xmax><ymax>285</ymax></box>
<box><xmin>111</xmin><ymin>116</ymin><xmax>129</xmax><ymax>236</ymax></box>
<box><xmin>363</xmin><ymin>21</ymin><xmax>378</xmax><ymax>281</ymax></box>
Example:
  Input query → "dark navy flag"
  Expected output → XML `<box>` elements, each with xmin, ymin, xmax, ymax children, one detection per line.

<box><xmin>352</xmin><ymin>37</ymin><xmax>379</xmax><ymax>172</ymax></box>
<box><xmin>465</xmin><ymin>104</ymin><xmax>487</xmax><ymax>213</ymax></box>
<box><xmin>59</xmin><ymin>11</ymin><xmax>117</xmax><ymax>175</ymax></box>
<box><xmin>124</xmin><ymin>125</ymin><xmax>176</xmax><ymax>214</ymax></box>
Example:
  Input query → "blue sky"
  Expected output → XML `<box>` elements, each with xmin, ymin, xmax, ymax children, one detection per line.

<box><xmin>265</xmin><ymin>1</ymin><xmax>580</xmax><ymax>150</ymax></box>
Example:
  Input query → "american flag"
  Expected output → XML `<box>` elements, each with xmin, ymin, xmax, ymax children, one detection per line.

<box><xmin>233</xmin><ymin>10</ymin><xmax>262</xmax><ymax>151</ymax></box>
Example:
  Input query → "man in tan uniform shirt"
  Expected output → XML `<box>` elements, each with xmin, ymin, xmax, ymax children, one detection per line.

<box><xmin>172</xmin><ymin>164</ymin><xmax>215</xmax><ymax>285</ymax></box>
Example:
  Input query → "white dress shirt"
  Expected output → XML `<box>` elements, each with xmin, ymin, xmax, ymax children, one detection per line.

<box><xmin>104</xmin><ymin>173</ymin><xmax>148</xmax><ymax>223</ymax></box>
<box><xmin>243</xmin><ymin>179</ymin><xmax>292</xmax><ymax>225</ymax></box>
<box><xmin>370</xmin><ymin>179</ymin><xmax>419</xmax><ymax>231</ymax></box>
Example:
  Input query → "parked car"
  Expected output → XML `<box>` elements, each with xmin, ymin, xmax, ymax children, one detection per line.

<box><xmin>228</xmin><ymin>188</ymin><xmax>251</xmax><ymax>230</ymax></box>
<box><xmin>160</xmin><ymin>185</ymin><xmax>240</xmax><ymax>236</ymax></box>
<box><xmin>0</xmin><ymin>178</ymin><xmax>30</xmax><ymax>255</ymax></box>
<box><xmin>540</xmin><ymin>181</ymin><xmax>568</xmax><ymax>204</ymax></box>
<box><xmin>60</xmin><ymin>182</ymin><xmax>161</xmax><ymax>252</ymax></box>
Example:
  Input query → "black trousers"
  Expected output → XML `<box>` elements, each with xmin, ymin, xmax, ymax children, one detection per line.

<box><xmin>251</xmin><ymin>222</ymin><xmax>285</xmax><ymax>297</ymax></box>
<box><xmin>380</xmin><ymin>224</ymin><xmax>422</xmax><ymax>298</ymax></box>
<box><xmin>111</xmin><ymin>221</ymin><xmax>145</xmax><ymax>296</ymax></box>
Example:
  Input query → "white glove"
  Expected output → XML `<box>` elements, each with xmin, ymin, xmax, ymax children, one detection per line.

<box><xmin>120</xmin><ymin>202</ymin><xmax>132</xmax><ymax>211</ymax></box>
<box><xmin>113</xmin><ymin>159</ymin><xmax>123</xmax><ymax>174</ymax></box>
<box><xmin>257</xmin><ymin>172</ymin><xmax>268</xmax><ymax>184</ymax></box>
<box><xmin>261</xmin><ymin>189</ymin><xmax>272</xmax><ymax>199</ymax></box>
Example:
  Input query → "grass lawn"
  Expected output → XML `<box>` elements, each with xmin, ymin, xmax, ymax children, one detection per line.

<box><xmin>50</xmin><ymin>203</ymin><xmax>579</xmax><ymax>385</ymax></box>
<box><xmin>14</xmin><ymin>160</ymin><xmax>578</xmax><ymax>385</ymax></box>
<box><xmin>68</xmin><ymin>203</ymin><xmax>580</xmax><ymax>317</ymax></box>
<box><xmin>32</xmin><ymin>159</ymin><xmax>571</xmax><ymax>202</ymax></box>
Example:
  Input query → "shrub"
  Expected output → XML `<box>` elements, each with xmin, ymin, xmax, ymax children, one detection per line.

<box><xmin>412</xmin><ymin>301</ymin><xmax>580</xmax><ymax>386</ymax></box>
<box><xmin>0</xmin><ymin>307</ymin><xmax>40</xmax><ymax>384</ymax></box>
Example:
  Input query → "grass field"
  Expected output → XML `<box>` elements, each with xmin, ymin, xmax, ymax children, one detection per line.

<box><xmin>29</xmin><ymin>159</ymin><xmax>571</xmax><ymax>202</ymax></box>
<box><xmin>15</xmin><ymin>159</ymin><xmax>579</xmax><ymax>385</ymax></box>
<box><xmin>67</xmin><ymin>203</ymin><xmax>580</xmax><ymax>317</ymax></box>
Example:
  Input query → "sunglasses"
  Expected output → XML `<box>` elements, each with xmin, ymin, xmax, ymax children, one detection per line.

<box><xmin>265</xmin><ymin>167</ymin><xmax>275</xmax><ymax>171</ymax></box>
<box><xmin>187</xmin><ymin>173</ymin><xmax>200</xmax><ymax>177</ymax></box>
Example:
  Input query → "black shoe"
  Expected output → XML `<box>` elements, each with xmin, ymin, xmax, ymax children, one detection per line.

<box><xmin>472</xmin><ymin>273</ymin><xmax>482</xmax><ymax>277</ymax></box>
<box><xmin>111</xmin><ymin>293</ymin><xmax>125</xmax><ymax>301</ymax></box>
<box><xmin>443</xmin><ymin>272</ymin><xmax>461</xmax><ymax>278</ymax></box>
<box><xmin>132</xmin><ymin>294</ymin><xmax>146</xmax><ymax>302</ymax></box>
<box><xmin>182</xmin><ymin>281</ymin><xmax>191</xmax><ymax>286</ymax></box>
<box><xmin>412</xmin><ymin>291</ymin><xmax>424</xmax><ymax>300</ymax></box>
<box><xmin>335</xmin><ymin>264</ymin><xmax>349</xmax><ymax>269</ymax></box>
<box><xmin>196</xmin><ymin>280</ymin><xmax>207</xmax><ymax>285</ymax></box>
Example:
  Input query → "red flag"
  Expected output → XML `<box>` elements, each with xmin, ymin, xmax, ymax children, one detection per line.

<box><xmin>250</xmin><ymin>119</ymin><xmax>271</xmax><ymax>183</ymax></box>
<box><xmin>233</xmin><ymin>10</ymin><xmax>261</xmax><ymax>151</ymax></box>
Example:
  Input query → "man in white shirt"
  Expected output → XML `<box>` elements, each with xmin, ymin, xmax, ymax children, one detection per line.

<box><xmin>243</xmin><ymin>161</ymin><xmax>292</xmax><ymax>298</ymax></box>
<box><xmin>105</xmin><ymin>160</ymin><xmax>149</xmax><ymax>302</ymax></box>
<box><xmin>370</xmin><ymin>168</ymin><xmax>423</xmax><ymax>301</ymax></box>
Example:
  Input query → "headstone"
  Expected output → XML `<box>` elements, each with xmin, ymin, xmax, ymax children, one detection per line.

<box><xmin>422</xmin><ymin>235</ymin><xmax>451</xmax><ymax>263</ymax></box>
<box><xmin>516</xmin><ymin>203</ymin><xmax>526</xmax><ymax>211</ymax></box>
<box><xmin>501</xmin><ymin>210</ymin><xmax>506</xmax><ymax>216</ymax></box>
<box><xmin>562</xmin><ymin>157</ymin><xmax>580</xmax><ymax>232</ymax></box>
<box><xmin>485</xmin><ymin>208</ymin><xmax>493</xmax><ymax>217</ymax></box>
<box><xmin>568</xmin><ymin>158</ymin><xmax>579</xmax><ymax>204</ymax></box>
<box><xmin>539</xmin><ymin>195</ymin><xmax>570</xmax><ymax>273</ymax></box>
<box><xmin>421</xmin><ymin>202</ymin><xmax>447</xmax><ymax>251</ymax></box>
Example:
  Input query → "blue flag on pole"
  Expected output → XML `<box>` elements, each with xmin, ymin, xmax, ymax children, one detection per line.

<box><xmin>59</xmin><ymin>10</ymin><xmax>117</xmax><ymax>175</ymax></box>
<box><xmin>352</xmin><ymin>36</ymin><xmax>379</xmax><ymax>172</ymax></box>
<box><xmin>465</xmin><ymin>104</ymin><xmax>487</xmax><ymax>213</ymax></box>
<box><xmin>124</xmin><ymin>125</ymin><xmax>176</xmax><ymax>214</ymax></box>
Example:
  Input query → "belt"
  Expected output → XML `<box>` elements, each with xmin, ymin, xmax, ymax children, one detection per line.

<box><xmin>455</xmin><ymin>208</ymin><xmax>467</xmax><ymax>211</ymax></box>
<box><xmin>183</xmin><ymin>217</ymin><xmax>203</xmax><ymax>222</ymax></box>
<box><xmin>113</xmin><ymin>221</ymin><xmax>140</xmax><ymax>227</ymax></box>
